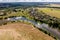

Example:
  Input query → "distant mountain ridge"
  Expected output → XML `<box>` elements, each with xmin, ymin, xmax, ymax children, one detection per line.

<box><xmin>0</xmin><ymin>2</ymin><xmax>60</xmax><ymax>8</ymax></box>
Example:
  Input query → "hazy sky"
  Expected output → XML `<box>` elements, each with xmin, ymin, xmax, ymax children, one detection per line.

<box><xmin>0</xmin><ymin>0</ymin><xmax>60</xmax><ymax>2</ymax></box>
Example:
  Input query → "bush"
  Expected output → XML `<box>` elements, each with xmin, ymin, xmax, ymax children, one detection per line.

<box><xmin>3</xmin><ymin>23</ymin><xmax>7</xmax><ymax>25</ymax></box>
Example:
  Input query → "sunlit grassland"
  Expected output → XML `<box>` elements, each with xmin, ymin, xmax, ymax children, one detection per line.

<box><xmin>37</xmin><ymin>8</ymin><xmax>60</xmax><ymax>18</ymax></box>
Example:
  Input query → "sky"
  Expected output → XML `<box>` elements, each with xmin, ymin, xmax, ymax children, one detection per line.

<box><xmin>0</xmin><ymin>0</ymin><xmax>60</xmax><ymax>2</ymax></box>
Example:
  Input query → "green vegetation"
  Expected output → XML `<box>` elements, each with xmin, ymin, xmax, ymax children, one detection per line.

<box><xmin>0</xmin><ymin>7</ymin><xmax>60</xmax><ymax>30</ymax></box>
<box><xmin>28</xmin><ymin>7</ymin><xmax>60</xmax><ymax>31</ymax></box>
<box><xmin>37</xmin><ymin>8</ymin><xmax>60</xmax><ymax>29</ymax></box>
<box><xmin>0</xmin><ymin>7</ymin><xmax>34</xmax><ymax>20</ymax></box>
<box><xmin>0</xmin><ymin>7</ymin><xmax>35</xmax><ymax>26</ymax></box>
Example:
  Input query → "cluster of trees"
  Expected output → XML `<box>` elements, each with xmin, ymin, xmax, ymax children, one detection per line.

<box><xmin>29</xmin><ymin>8</ymin><xmax>60</xmax><ymax>30</ymax></box>
<box><xmin>0</xmin><ymin>7</ymin><xmax>34</xmax><ymax>20</ymax></box>
<box><xmin>0</xmin><ymin>7</ymin><xmax>34</xmax><ymax>26</ymax></box>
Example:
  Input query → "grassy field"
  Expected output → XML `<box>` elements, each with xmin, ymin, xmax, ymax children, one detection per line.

<box><xmin>37</xmin><ymin>8</ymin><xmax>60</xmax><ymax>18</ymax></box>
<box><xmin>0</xmin><ymin>22</ymin><xmax>54</xmax><ymax>40</ymax></box>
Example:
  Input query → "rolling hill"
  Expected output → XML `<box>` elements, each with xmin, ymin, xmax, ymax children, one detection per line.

<box><xmin>0</xmin><ymin>22</ymin><xmax>54</xmax><ymax>40</ymax></box>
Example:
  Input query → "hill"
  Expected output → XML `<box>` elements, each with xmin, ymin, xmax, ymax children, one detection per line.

<box><xmin>0</xmin><ymin>22</ymin><xmax>54</xmax><ymax>40</ymax></box>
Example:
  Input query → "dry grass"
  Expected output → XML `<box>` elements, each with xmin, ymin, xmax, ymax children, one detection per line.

<box><xmin>37</xmin><ymin>8</ymin><xmax>60</xmax><ymax>18</ymax></box>
<box><xmin>0</xmin><ymin>22</ymin><xmax>54</xmax><ymax>40</ymax></box>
